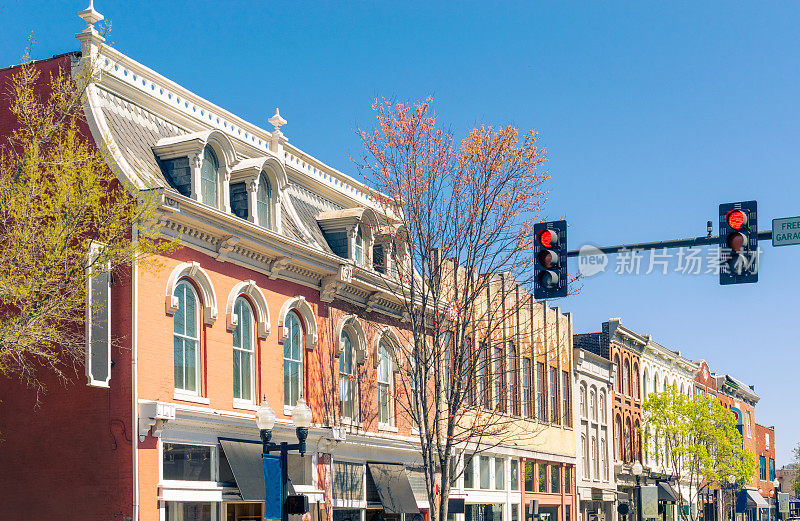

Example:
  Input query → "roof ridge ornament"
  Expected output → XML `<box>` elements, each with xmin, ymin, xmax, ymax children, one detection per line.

<box><xmin>267</xmin><ymin>108</ymin><xmax>288</xmax><ymax>154</ymax></box>
<box><xmin>76</xmin><ymin>0</ymin><xmax>105</xmax><ymax>59</ymax></box>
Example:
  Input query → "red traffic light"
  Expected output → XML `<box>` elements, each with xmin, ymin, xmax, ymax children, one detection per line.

<box><xmin>726</xmin><ymin>210</ymin><xmax>747</xmax><ymax>230</ymax></box>
<box><xmin>537</xmin><ymin>229</ymin><xmax>559</xmax><ymax>248</ymax></box>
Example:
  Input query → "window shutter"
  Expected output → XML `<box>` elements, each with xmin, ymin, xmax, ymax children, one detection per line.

<box><xmin>86</xmin><ymin>243</ymin><xmax>111</xmax><ymax>387</ymax></box>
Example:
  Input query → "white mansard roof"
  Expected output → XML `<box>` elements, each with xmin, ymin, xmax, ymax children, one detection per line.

<box><xmin>74</xmin><ymin>10</ymin><xmax>402</xmax><ymax>316</ymax></box>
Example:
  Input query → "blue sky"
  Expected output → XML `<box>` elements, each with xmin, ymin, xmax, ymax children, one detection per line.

<box><xmin>2</xmin><ymin>1</ymin><xmax>798</xmax><ymax>465</ymax></box>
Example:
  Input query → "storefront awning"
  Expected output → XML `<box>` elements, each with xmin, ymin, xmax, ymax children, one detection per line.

<box><xmin>745</xmin><ymin>489</ymin><xmax>769</xmax><ymax>509</ymax></box>
<box><xmin>367</xmin><ymin>463</ymin><xmax>420</xmax><ymax>514</ymax></box>
<box><xmin>658</xmin><ymin>483</ymin><xmax>680</xmax><ymax>503</ymax></box>
<box><xmin>219</xmin><ymin>439</ymin><xmax>295</xmax><ymax>502</ymax></box>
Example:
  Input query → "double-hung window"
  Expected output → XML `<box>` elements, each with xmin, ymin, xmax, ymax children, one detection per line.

<box><xmin>200</xmin><ymin>145</ymin><xmax>219</xmax><ymax>208</ymax></box>
<box><xmin>173</xmin><ymin>280</ymin><xmax>200</xmax><ymax>394</ymax></box>
<box><xmin>256</xmin><ymin>172</ymin><xmax>272</xmax><ymax>229</ymax></box>
<box><xmin>339</xmin><ymin>330</ymin><xmax>357</xmax><ymax>421</ymax></box>
<box><xmin>284</xmin><ymin>311</ymin><xmax>304</xmax><ymax>406</ymax></box>
<box><xmin>232</xmin><ymin>297</ymin><xmax>255</xmax><ymax>403</ymax></box>
<box><xmin>378</xmin><ymin>341</ymin><xmax>393</xmax><ymax>425</ymax></box>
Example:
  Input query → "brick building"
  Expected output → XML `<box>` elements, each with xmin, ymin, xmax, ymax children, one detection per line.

<box><xmin>0</xmin><ymin>6</ymin><xmax>575</xmax><ymax>521</ymax></box>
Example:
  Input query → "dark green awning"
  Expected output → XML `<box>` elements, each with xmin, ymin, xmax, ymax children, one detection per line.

<box><xmin>367</xmin><ymin>463</ymin><xmax>420</xmax><ymax>514</ymax></box>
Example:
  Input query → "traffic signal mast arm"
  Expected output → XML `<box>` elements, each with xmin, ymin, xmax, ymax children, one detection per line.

<box><xmin>565</xmin><ymin>230</ymin><xmax>773</xmax><ymax>258</ymax></box>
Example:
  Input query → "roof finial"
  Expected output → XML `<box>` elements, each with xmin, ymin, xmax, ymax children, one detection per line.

<box><xmin>78</xmin><ymin>0</ymin><xmax>104</xmax><ymax>32</ymax></box>
<box><xmin>269</xmin><ymin>108</ymin><xmax>287</xmax><ymax>136</ymax></box>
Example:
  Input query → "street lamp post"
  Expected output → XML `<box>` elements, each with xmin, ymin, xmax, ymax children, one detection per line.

<box><xmin>773</xmin><ymin>479</ymin><xmax>780</xmax><ymax>521</ymax></box>
<box><xmin>727</xmin><ymin>476</ymin><xmax>736</xmax><ymax>521</ymax></box>
<box><xmin>633</xmin><ymin>462</ymin><xmax>644</xmax><ymax>521</ymax></box>
<box><xmin>256</xmin><ymin>397</ymin><xmax>313</xmax><ymax>521</ymax></box>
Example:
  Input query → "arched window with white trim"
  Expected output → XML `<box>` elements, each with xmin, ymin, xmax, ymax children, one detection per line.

<box><xmin>599</xmin><ymin>389</ymin><xmax>607</xmax><ymax>423</ymax></box>
<box><xmin>339</xmin><ymin>329</ymin><xmax>357</xmax><ymax>421</ymax></box>
<box><xmin>256</xmin><ymin>172</ymin><xmax>272</xmax><ymax>229</ymax></box>
<box><xmin>581</xmin><ymin>434</ymin><xmax>588</xmax><ymax>478</ymax></box>
<box><xmin>232</xmin><ymin>297</ymin><xmax>255</xmax><ymax>403</ymax></box>
<box><xmin>284</xmin><ymin>311</ymin><xmax>304</xmax><ymax>407</ymax></box>
<box><xmin>590</xmin><ymin>387</ymin><xmax>597</xmax><ymax>422</ymax></box>
<box><xmin>592</xmin><ymin>435</ymin><xmax>599</xmax><ymax>477</ymax></box>
<box><xmin>579</xmin><ymin>383</ymin><xmax>587</xmax><ymax>418</ymax></box>
<box><xmin>378</xmin><ymin>339</ymin><xmax>393</xmax><ymax>426</ymax></box>
<box><xmin>601</xmin><ymin>437</ymin><xmax>609</xmax><ymax>480</ymax></box>
<box><xmin>173</xmin><ymin>280</ymin><xmax>200</xmax><ymax>394</ymax></box>
<box><xmin>201</xmin><ymin>145</ymin><xmax>219</xmax><ymax>208</ymax></box>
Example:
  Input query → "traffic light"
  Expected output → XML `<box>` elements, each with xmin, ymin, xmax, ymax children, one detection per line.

<box><xmin>533</xmin><ymin>220</ymin><xmax>567</xmax><ymax>299</ymax></box>
<box><xmin>718</xmin><ymin>201</ymin><xmax>758</xmax><ymax>285</ymax></box>
<box><xmin>286</xmin><ymin>494</ymin><xmax>309</xmax><ymax>515</ymax></box>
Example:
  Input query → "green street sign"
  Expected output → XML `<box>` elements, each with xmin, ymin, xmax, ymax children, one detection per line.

<box><xmin>772</xmin><ymin>216</ymin><xmax>800</xmax><ymax>247</ymax></box>
<box><xmin>778</xmin><ymin>492</ymin><xmax>790</xmax><ymax>513</ymax></box>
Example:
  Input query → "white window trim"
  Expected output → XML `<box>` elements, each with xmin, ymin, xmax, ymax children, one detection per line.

<box><xmin>173</xmin><ymin>391</ymin><xmax>210</xmax><ymax>405</ymax></box>
<box><xmin>232</xmin><ymin>399</ymin><xmax>259</xmax><ymax>412</ymax></box>
<box><xmin>172</xmin><ymin>281</ymin><xmax>203</xmax><ymax>396</ymax></box>
<box><xmin>232</xmin><ymin>297</ymin><xmax>257</xmax><ymax>404</ymax></box>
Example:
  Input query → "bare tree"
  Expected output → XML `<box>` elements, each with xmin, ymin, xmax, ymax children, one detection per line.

<box><xmin>357</xmin><ymin>98</ymin><xmax>555</xmax><ymax>521</ymax></box>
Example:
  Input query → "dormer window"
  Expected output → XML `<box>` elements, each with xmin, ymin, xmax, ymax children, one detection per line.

<box><xmin>153</xmin><ymin>130</ymin><xmax>234</xmax><ymax>213</ymax></box>
<box><xmin>200</xmin><ymin>145</ymin><xmax>219</xmax><ymax>208</ymax></box>
<box><xmin>256</xmin><ymin>173</ymin><xmax>272</xmax><ymax>229</ymax></box>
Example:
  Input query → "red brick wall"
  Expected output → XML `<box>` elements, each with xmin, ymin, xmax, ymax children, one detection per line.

<box><xmin>610</xmin><ymin>342</ymin><xmax>642</xmax><ymax>463</ymax></box>
<box><xmin>0</xmin><ymin>53</ymin><xmax>135</xmax><ymax>521</ymax></box>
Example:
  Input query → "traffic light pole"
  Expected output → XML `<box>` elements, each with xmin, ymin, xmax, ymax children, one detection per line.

<box><xmin>565</xmin><ymin>230</ymin><xmax>773</xmax><ymax>258</ymax></box>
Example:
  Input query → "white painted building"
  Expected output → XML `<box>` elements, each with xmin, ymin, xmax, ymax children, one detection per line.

<box><xmin>574</xmin><ymin>348</ymin><xmax>616</xmax><ymax>521</ymax></box>
<box><xmin>639</xmin><ymin>337</ymin><xmax>699</xmax><ymax>519</ymax></box>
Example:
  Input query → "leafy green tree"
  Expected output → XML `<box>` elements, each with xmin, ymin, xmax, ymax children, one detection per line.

<box><xmin>643</xmin><ymin>385</ymin><xmax>757</xmax><ymax>521</ymax></box>
<box><xmin>0</xmin><ymin>50</ymin><xmax>177</xmax><ymax>398</ymax></box>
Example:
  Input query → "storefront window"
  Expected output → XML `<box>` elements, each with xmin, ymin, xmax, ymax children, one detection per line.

<box><xmin>538</xmin><ymin>463</ymin><xmax>547</xmax><ymax>493</ymax></box>
<box><xmin>495</xmin><ymin>458</ymin><xmax>505</xmax><ymax>490</ymax></box>
<box><xmin>166</xmin><ymin>502</ymin><xmax>213</xmax><ymax>521</ymax></box>
<box><xmin>334</xmin><ymin>509</ymin><xmax>362</xmax><ymax>521</ymax></box>
<box><xmin>480</xmin><ymin>456</ymin><xmax>491</xmax><ymax>489</ymax></box>
<box><xmin>464</xmin><ymin>456</ymin><xmax>475</xmax><ymax>488</ymax></box>
<box><xmin>226</xmin><ymin>503</ymin><xmax>262</xmax><ymax>521</ymax></box>
<box><xmin>163</xmin><ymin>443</ymin><xmax>212</xmax><ymax>481</ymax></box>
<box><xmin>466</xmin><ymin>504</ymin><xmax>503</xmax><ymax>521</ymax></box>
<box><xmin>333</xmin><ymin>461</ymin><xmax>365</xmax><ymax>502</ymax></box>
<box><xmin>524</xmin><ymin>461</ymin><xmax>534</xmax><ymax>492</ymax></box>
<box><xmin>550</xmin><ymin>465</ymin><xmax>560</xmax><ymax>493</ymax></box>
<box><xmin>510</xmin><ymin>459</ymin><xmax>519</xmax><ymax>490</ymax></box>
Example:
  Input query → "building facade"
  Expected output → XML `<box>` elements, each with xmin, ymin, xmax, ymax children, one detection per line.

<box><xmin>0</xmin><ymin>6</ymin><xmax>575</xmax><ymax>521</ymax></box>
<box><xmin>573</xmin><ymin>348</ymin><xmax>616</xmax><ymax>521</ymax></box>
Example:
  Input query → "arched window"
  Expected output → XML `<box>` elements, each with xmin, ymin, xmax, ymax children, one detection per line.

<box><xmin>283</xmin><ymin>311</ymin><xmax>304</xmax><ymax>406</ymax></box>
<box><xmin>653</xmin><ymin>373</ymin><xmax>659</xmax><ymax>394</ymax></box>
<box><xmin>614</xmin><ymin>355</ymin><xmax>621</xmax><ymax>393</ymax></box>
<box><xmin>601</xmin><ymin>437</ymin><xmax>609</xmax><ymax>480</ymax></box>
<box><xmin>633</xmin><ymin>363</ymin><xmax>640</xmax><ymax>399</ymax></box>
<box><xmin>377</xmin><ymin>340</ymin><xmax>393</xmax><ymax>425</ymax></box>
<box><xmin>232</xmin><ymin>297</ymin><xmax>255</xmax><ymax>402</ymax></box>
<box><xmin>592</xmin><ymin>436</ymin><xmax>599</xmax><ymax>477</ymax></box>
<box><xmin>579</xmin><ymin>383</ymin><xmax>587</xmax><ymax>417</ymax></box>
<box><xmin>623</xmin><ymin>359</ymin><xmax>631</xmax><ymax>396</ymax></box>
<box><xmin>624</xmin><ymin>418</ymin><xmax>632</xmax><ymax>462</ymax></box>
<box><xmin>339</xmin><ymin>329</ymin><xmax>357</xmax><ymax>420</ymax></box>
<box><xmin>664</xmin><ymin>376</ymin><xmax>669</xmax><ymax>392</ymax></box>
<box><xmin>614</xmin><ymin>415</ymin><xmax>622</xmax><ymax>461</ymax></box>
<box><xmin>581</xmin><ymin>434</ymin><xmax>588</xmax><ymax>478</ymax></box>
<box><xmin>173</xmin><ymin>280</ymin><xmax>200</xmax><ymax>394</ymax></box>
<box><xmin>256</xmin><ymin>172</ymin><xmax>272</xmax><ymax>229</ymax></box>
<box><xmin>355</xmin><ymin>225</ymin><xmax>364</xmax><ymax>264</ymax></box>
<box><xmin>635</xmin><ymin>420</ymin><xmax>642</xmax><ymax>462</ymax></box>
<box><xmin>201</xmin><ymin>145</ymin><xmax>219</xmax><ymax>208</ymax></box>
<box><xmin>599</xmin><ymin>390</ymin><xmax>607</xmax><ymax>423</ymax></box>
<box><xmin>590</xmin><ymin>387</ymin><xmax>597</xmax><ymax>421</ymax></box>
<box><xmin>642</xmin><ymin>369</ymin><xmax>649</xmax><ymax>399</ymax></box>
<box><xmin>680</xmin><ymin>382</ymin><xmax>685</xmax><ymax>395</ymax></box>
